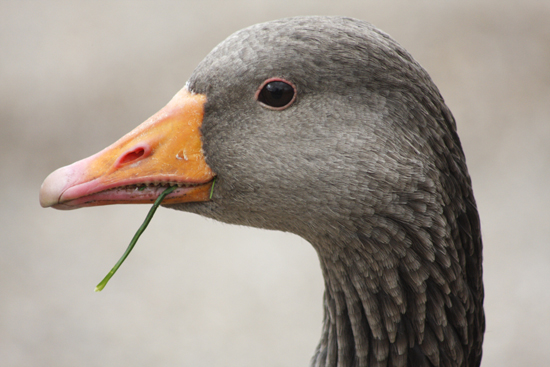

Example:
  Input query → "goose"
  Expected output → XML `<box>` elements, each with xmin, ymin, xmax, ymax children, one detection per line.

<box><xmin>39</xmin><ymin>16</ymin><xmax>484</xmax><ymax>367</ymax></box>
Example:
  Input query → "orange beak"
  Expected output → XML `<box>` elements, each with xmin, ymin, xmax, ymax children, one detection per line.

<box><xmin>39</xmin><ymin>87</ymin><xmax>215</xmax><ymax>210</ymax></box>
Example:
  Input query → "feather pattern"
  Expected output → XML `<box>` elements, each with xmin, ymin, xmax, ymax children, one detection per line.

<box><xmin>175</xmin><ymin>16</ymin><xmax>483</xmax><ymax>366</ymax></box>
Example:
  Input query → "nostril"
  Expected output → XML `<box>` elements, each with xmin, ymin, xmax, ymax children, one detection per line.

<box><xmin>119</xmin><ymin>147</ymin><xmax>146</xmax><ymax>165</ymax></box>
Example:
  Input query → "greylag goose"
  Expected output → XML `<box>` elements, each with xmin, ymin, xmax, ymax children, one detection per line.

<box><xmin>39</xmin><ymin>16</ymin><xmax>484</xmax><ymax>367</ymax></box>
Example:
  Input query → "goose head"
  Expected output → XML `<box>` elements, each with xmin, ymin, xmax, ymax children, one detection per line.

<box><xmin>40</xmin><ymin>16</ymin><xmax>484</xmax><ymax>367</ymax></box>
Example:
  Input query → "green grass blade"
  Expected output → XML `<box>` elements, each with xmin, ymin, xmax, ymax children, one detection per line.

<box><xmin>209</xmin><ymin>177</ymin><xmax>216</xmax><ymax>199</ymax></box>
<box><xmin>95</xmin><ymin>185</ymin><xmax>177</xmax><ymax>292</ymax></box>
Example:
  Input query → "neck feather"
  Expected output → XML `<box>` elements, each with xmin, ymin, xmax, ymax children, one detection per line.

<box><xmin>308</xmin><ymin>220</ymin><xmax>483</xmax><ymax>367</ymax></box>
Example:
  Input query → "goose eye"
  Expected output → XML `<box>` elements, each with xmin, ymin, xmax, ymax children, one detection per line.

<box><xmin>256</xmin><ymin>79</ymin><xmax>296</xmax><ymax>110</ymax></box>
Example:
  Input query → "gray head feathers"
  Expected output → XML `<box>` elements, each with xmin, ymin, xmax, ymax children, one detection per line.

<box><xmin>171</xmin><ymin>16</ymin><xmax>484</xmax><ymax>367</ymax></box>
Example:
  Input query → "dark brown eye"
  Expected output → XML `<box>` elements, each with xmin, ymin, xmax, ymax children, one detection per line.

<box><xmin>256</xmin><ymin>78</ymin><xmax>296</xmax><ymax>110</ymax></box>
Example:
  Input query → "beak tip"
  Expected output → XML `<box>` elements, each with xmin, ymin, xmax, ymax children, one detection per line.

<box><xmin>39</xmin><ymin>167</ymin><xmax>70</xmax><ymax>208</ymax></box>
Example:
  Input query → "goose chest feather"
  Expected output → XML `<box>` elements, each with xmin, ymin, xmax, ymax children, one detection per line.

<box><xmin>40</xmin><ymin>16</ymin><xmax>484</xmax><ymax>367</ymax></box>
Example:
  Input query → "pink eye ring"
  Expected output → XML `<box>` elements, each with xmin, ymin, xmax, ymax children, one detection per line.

<box><xmin>255</xmin><ymin>78</ymin><xmax>296</xmax><ymax>110</ymax></box>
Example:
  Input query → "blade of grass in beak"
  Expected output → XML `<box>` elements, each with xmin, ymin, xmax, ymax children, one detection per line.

<box><xmin>94</xmin><ymin>185</ymin><xmax>177</xmax><ymax>292</ymax></box>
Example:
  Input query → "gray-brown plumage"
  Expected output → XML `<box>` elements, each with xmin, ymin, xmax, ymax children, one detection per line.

<box><xmin>39</xmin><ymin>15</ymin><xmax>484</xmax><ymax>367</ymax></box>
<box><xmin>173</xmin><ymin>16</ymin><xmax>484</xmax><ymax>367</ymax></box>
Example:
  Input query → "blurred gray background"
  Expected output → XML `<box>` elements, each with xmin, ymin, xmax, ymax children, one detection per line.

<box><xmin>1</xmin><ymin>1</ymin><xmax>549</xmax><ymax>366</ymax></box>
